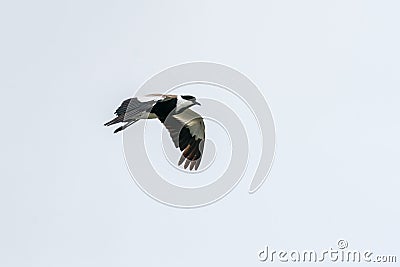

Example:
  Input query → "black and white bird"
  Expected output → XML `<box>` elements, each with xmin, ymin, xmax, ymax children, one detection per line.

<box><xmin>104</xmin><ymin>94</ymin><xmax>205</xmax><ymax>170</ymax></box>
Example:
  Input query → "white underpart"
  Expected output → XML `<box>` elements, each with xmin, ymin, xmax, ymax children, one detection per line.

<box><xmin>173</xmin><ymin>109</ymin><xmax>205</xmax><ymax>139</ymax></box>
<box><xmin>175</xmin><ymin>95</ymin><xmax>194</xmax><ymax>113</ymax></box>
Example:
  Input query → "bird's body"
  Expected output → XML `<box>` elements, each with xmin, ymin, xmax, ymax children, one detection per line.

<box><xmin>105</xmin><ymin>94</ymin><xmax>205</xmax><ymax>170</ymax></box>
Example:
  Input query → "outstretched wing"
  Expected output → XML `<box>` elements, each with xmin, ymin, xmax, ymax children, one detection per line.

<box><xmin>162</xmin><ymin>109</ymin><xmax>205</xmax><ymax>170</ymax></box>
<box><xmin>114</xmin><ymin>98</ymin><xmax>150</xmax><ymax>117</ymax></box>
<box><xmin>104</xmin><ymin>95</ymin><xmax>173</xmax><ymax>127</ymax></box>
<box><xmin>114</xmin><ymin>95</ymin><xmax>168</xmax><ymax>119</ymax></box>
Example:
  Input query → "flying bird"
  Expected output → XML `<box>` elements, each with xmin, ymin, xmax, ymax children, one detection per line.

<box><xmin>104</xmin><ymin>94</ymin><xmax>205</xmax><ymax>170</ymax></box>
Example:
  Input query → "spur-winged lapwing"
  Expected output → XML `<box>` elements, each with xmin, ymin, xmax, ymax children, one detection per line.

<box><xmin>104</xmin><ymin>94</ymin><xmax>205</xmax><ymax>170</ymax></box>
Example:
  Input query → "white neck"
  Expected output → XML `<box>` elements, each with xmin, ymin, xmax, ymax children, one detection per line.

<box><xmin>176</xmin><ymin>96</ymin><xmax>193</xmax><ymax>113</ymax></box>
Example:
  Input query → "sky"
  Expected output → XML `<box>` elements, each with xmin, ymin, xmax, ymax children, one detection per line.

<box><xmin>0</xmin><ymin>1</ymin><xmax>399</xmax><ymax>266</ymax></box>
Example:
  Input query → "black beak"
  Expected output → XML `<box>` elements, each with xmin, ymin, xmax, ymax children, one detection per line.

<box><xmin>194</xmin><ymin>101</ymin><xmax>201</xmax><ymax>106</ymax></box>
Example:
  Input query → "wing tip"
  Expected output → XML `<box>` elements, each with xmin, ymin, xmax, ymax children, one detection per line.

<box><xmin>113</xmin><ymin>126</ymin><xmax>123</xmax><ymax>133</ymax></box>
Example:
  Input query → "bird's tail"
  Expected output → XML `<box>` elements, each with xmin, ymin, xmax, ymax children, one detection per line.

<box><xmin>104</xmin><ymin>116</ymin><xmax>124</xmax><ymax>126</ymax></box>
<box><xmin>113</xmin><ymin>126</ymin><xmax>124</xmax><ymax>134</ymax></box>
<box><xmin>112</xmin><ymin>120</ymin><xmax>138</xmax><ymax>134</ymax></box>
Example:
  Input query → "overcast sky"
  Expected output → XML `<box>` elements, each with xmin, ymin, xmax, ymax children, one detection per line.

<box><xmin>1</xmin><ymin>1</ymin><xmax>399</xmax><ymax>266</ymax></box>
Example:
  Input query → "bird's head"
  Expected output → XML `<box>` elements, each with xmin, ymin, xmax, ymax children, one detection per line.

<box><xmin>176</xmin><ymin>95</ymin><xmax>201</xmax><ymax>113</ymax></box>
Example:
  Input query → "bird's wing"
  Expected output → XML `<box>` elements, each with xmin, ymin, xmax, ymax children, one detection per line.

<box><xmin>104</xmin><ymin>97</ymin><xmax>155</xmax><ymax>127</ymax></box>
<box><xmin>115</xmin><ymin>96</ymin><xmax>160</xmax><ymax>116</ymax></box>
<box><xmin>114</xmin><ymin>94</ymin><xmax>177</xmax><ymax>116</ymax></box>
<box><xmin>161</xmin><ymin>109</ymin><xmax>205</xmax><ymax>170</ymax></box>
<box><xmin>115</xmin><ymin>94</ymin><xmax>177</xmax><ymax>118</ymax></box>
<box><xmin>145</xmin><ymin>93</ymin><xmax>177</xmax><ymax>99</ymax></box>
<box><xmin>105</xmin><ymin>94</ymin><xmax>178</xmax><ymax>129</ymax></box>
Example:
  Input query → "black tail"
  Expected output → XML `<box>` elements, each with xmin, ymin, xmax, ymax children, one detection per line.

<box><xmin>113</xmin><ymin>126</ymin><xmax>124</xmax><ymax>133</ymax></box>
<box><xmin>104</xmin><ymin>116</ymin><xmax>123</xmax><ymax>126</ymax></box>
<box><xmin>111</xmin><ymin>120</ymin><xmax>138</xmax><ymax>134</ymax></box>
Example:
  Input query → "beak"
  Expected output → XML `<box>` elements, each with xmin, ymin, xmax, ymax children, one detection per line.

<box><xmin>194</xmin><ymin>101</ymin><xmax>201</xmax><ymax>106</ymax></box>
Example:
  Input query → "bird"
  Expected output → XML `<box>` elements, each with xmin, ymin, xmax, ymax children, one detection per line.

<box><xmin>104</xmin><ymin>94</ymin><xmax>205</xmax><ymax>170</ymax></box>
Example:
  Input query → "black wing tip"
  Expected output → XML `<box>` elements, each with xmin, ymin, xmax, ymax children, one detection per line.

<box><xmin>104</xmin><ymin>116</ymin><xmax>123</xmax><ymax>126</ymax></box>
<box><xmin>113</xmin><ymin>126</ymin><xmax>123</xmax><ymax>133</ymax></box>
<box><xmin>178</xmin><ymin>154</ymin><xmax>186</xmax><ymax>166</ymax></box>
<box><xmin>178</xmin><ymin>155</ymin><xmax>201</xmax><ymax>171</ymax></box>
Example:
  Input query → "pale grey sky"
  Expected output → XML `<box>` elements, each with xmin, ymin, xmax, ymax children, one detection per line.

<box><xmin>0</xmin><ymin>0</ymin><xmax>399</xmax><ymax>266</ymax></box>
